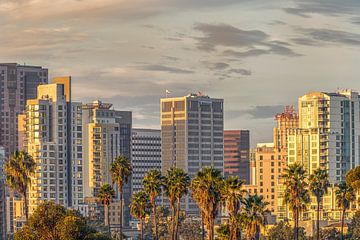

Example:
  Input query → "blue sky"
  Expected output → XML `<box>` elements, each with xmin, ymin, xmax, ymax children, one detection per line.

<box><xmin>1</xmin><ymin>0</ymin><xmax>360</xmax><ymax>146</ymax></box>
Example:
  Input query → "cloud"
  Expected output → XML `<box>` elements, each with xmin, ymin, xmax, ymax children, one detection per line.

<box><xmin>296</xmin><ymin>28</ymin><xmax>360</xmax><ymax>46</ymax></box>
<box><xmin>231</xmin><ymin>105</ymin><xmax>285</xmax><ymax>119</ymax></box>
<box><xmin>228</xmin><ymin>68</ymin><xmax>251</xmax><ymax>76</ymax></box>
<box><xmin>291</xmin><ymin>37</ymin><xmax>319</xmax><ymax>46</ymax></box>
<box><xmin>194</xmin><ymin>23</ymin><xmax>269</xmax><ymax>51</ymax></box>
<box><xmin>135</xmin><ymin>64</ymin><xmax>194</xmax><ymax>74</ymax></box>
<box><xmin>283</xmin><ymin>0</ymin><xmax>360</xmax><ymax>18</ymax></box>
<box><xmin>193</xmin><ymin>23</ymin><xmax>301</xmax><ymax>58</ymax></box>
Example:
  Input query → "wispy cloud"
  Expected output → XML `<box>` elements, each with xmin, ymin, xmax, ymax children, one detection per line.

<box><xmin>193</xmin><ymin>23</ymin><xmax>301</xmax><ymax>58</ymax></box>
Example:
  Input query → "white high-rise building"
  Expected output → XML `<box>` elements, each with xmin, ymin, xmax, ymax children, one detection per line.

<box><xmin>160</xmin><ymin>93</ymin><xmax>224</xmax><ymax>214</ymax></box>
<box><xmin>288</xmin><ymin>90</ymin><xmax>360</xmax><ymax>183</ymax></box>
<box><xmin>23</xmin><ymin>77</ymin><xmax>85</xmax><ymax>214</ymax></box>
<box><xmin>131</xmin><ymin>129</ymin><xmax>161</xmax><ymax>193</ymax></box>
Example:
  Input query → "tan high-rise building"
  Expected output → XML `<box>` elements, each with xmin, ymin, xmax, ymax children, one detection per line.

<box><xmin>23</xmin><ymin>77</ymin><xmax>85</xmax><ymax>215</ymax></box>
<box><xmin>288</xmin><ymin>91</ymin><xmax>360</xmax><ymax>183</ymax></box>
<box><xmin>161</xmin><ymin>93</ymin><xmax>224</xmax><ymax>214</ymax></box>
<box><xmin>273</xmin><ymin>106</ymin><xmax>299</xmax><ymax>151</ymax></box>
<box><xmin>82</xmin><ymin>100</ymin><xmax>132</xmax><ymax>227</ymax></box>
<box><xmin>245</xmin><ymin>107</ymin><xmax>298</xmax><ymax>220</ymax></box>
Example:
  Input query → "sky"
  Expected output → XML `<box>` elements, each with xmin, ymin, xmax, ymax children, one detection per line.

<box><xmin>1</xmin><ymin>0</ymin><xmax>360</xmax><ymax>146</ymax></box>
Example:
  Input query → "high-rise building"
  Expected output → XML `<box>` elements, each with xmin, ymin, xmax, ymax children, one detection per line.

<box><xmin>288</xmin><ymin>91</ymin><xmax>360</xmax><ymax>183</ymax></box>
<box><xmin>23</xmin><ymin>77</ymin><xmax>85</xmax><ymax>215</ymax></box>
<box><xmin>131</xmin><ymin>129</ymin><xmax>161</xmax><ymax>193</ymax></box>
<box><xmin>160</xmin><ymin>93</ymin><xmax>224</xmax><ymax>214</ymax></box>
<box><xmin>273</xmin><ymin>106</ymin><xmax>299</xmax><ymax>151</ymax></box>
<box><xmin>0</xmin><ymin>147</ymin><xmax>6</xmax><ymax>239</ymax></box>
<box><xmin>244</xmin><ymin>143</ymin><xmax>286</xmax><ymax>214</ymax></box>
<box><xmin>0</xmin><ymin>63</ymin><xmax>48</xmax><ymax>157</ymax></box>
<box><xmin>224</xmin><ymin>130</ymin><xmax>250</xmax><ymax>182</ymax></box>
<box><xmin>245</xmin><ymin>107</ymin><xmax>298</xmax><ymax>221</ymax></box>
<box><xmin>82</xmin><ymin>101</ymin><xmax>132</xmax><ymax>226</ymax></box>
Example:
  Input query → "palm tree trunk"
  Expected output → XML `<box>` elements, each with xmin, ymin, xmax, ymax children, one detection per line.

<box><xmin>23</xmin><ymin>191</ymin><xmax>29</xmax><ymax>221</ymax></box>
<box><xmin>208</xmin><ymin>216</ymin><xmax>215</xmax><ymax>240</ymax></box>
<box><xmin>105</xmin><ymin>204</ymin><xmax>111</xmax><ymax>236</ymax></box>
<box><xmin>140</xmin><ymin>218</ymin><xmax>144</xmax><ymax>240</ymax></box>
<box><xmin>171</xmin><ymin>202</ymin><xmax>176</xmax><ymax>240</ymax></box>
<box><xmin>175</xmin><ymin>197</ymin><xmax>181</xmax><ymax>240</ymax></box>
<box><xmin>201</xmin><ymin>212</ymin><xmax>205</xmax><ymax>240</ymax></box>
<box><xmin>119</xmin><ymin>187</ymin><xmax>123</xmax><ymax>240</ymax></box>
<box><xmin>317</xmin><ymin>200</ymin><xmax>320</xmax><ymax>240</ymax></box>
<box><xmin>341</xmin><ymin>207</ymin><xmax>345</xmax><ymax>240</ymax></box>
<box><xmin>153</xmin><ymin>201</ymin><xmax>158</xmax><ymax>240</ymax></box>
<box><xmin>296</xmin><ymin>216</ymin><xmax>299</xmax><ymax>240</ymax></box>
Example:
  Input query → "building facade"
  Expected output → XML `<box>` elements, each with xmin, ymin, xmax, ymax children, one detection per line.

<box><xmin>288</xmin><ymin>91</ymin><xmax>360</xmax><ymax>184</ymax></box>
<box><xmin>23</xmin><ymin>77</ymin><xmax>85</xmax><ymax>215</ymax></box>
<box><xmin>224</xmin><ymin>130</ymin><xmax>250</xmax><ymax>182</ymax></box>
<box><xmin>0</xmin><ymin>147</ymin><xmax>6</xmax><ymax>239</ymax></box>
<box><xmin>160</xmin><ymin>93</ymin><xmax>224</xmax><ymax>214</ymax></box>
<box><xmin>131</xmin><ymin>129</ymin><xmax>161</xmax><ymax>194</ymax></box>
<box><xmin>82</xmin><ymin>101</ymin><xmax>132</xmax><ymax>226</ymax></box>
<box><xmin>0</xmin><ymin>63</ymin><xmax>48</xmax><ymax>157</ymax></box>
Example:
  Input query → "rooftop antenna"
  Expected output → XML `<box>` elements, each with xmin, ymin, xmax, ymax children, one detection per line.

<box><xmin>165</xmin><ymin>89</ymin><xmax>171</xmax><ymax>98</ymax></box>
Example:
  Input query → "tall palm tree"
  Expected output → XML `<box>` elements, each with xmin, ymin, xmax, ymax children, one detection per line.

<box><xmin>336</xmin><ymin>182</ymin><xmax>355</xmax><ymax>240</ymax></box>
<box><xmin>190</xmin><ymin>167</ymin><xmax>223</xmax><ymax>240</ymax></box>
<box><xmin>143</xmin><ymin>169</ymin><xmax>164</xmax><ymax>240</ymax></box>
<box><xmin>164</xmin><ymin>167</ymin><xmax>190</xmax><ymax>240</ymax></box>
<box><xmin>240</xmin><ymin>194</ymin><xmax>269</xmax><ymax>240</ymax></box>
<box><xmin>110</xmin><ymin>155</ymin><xmax>132</xmax><ymax>240</ymax></box>
<box><xmin>98</xmin><ymin>183</ymin><xmax>116</xmax><ymax>236</ymax></box>
<box><xmin>282</xmin><ymin>163</ymin><xmax>310</xmax><ymax>240</ymax></box>
<box><xmin>4</xmin><ymin>150</ymin><xmax>36</xmax><ymax>220</ymax></box>
<box><xmin>221</xmin><ymin>176</ymin><xmax>245</xmax><ymax>240</ymax></box>
<box><xmin>309</xmin><ymin>168</ymin><xmax>330</xmax><ymax>240</ymax></box>
<box><xmin>130</xmin><ymin>190</ymin><xmax>150</xmax><ymax>240</ymax></box>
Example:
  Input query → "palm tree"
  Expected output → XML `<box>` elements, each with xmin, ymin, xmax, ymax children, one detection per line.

<box><xmin>110</xmin><ymin>155</ymin><xmax>132</xmax><ymax>240</ymax></box>
<box><xmin>282</xmin><ymin>163</ymin><xmax>310</xmax><ymax>240</ymax></box>
<box><xmin>240</xmin><ymin>194</ymin><xmax>269</xmax><ymax>240</ymax></box>
<box><xmin>4</xmin><ymin>150</ymin><xmax>36</xmax><ymax>220</ymax></box>
<box><xmin>309</xmin><ymin>168</ymin><xmax>330</xmax><ymax>240</ymax></box>
<box><xmin>190</xmin><ymin>167</ymin><xmax>223</xmax><ymax>240</ymax></box>
<box><xmin>164</xmin><ymin>167</ymin><xmax>190</xmax><ymax>240</ymax></box>
<box><xmin>336</xmin><ymin>182</ymin><xmax>355</xmax><ymax>240</ymax></box>
<box><xmin>130</xmin><ymin>190</ymin><xmax>150</xmax><ymax>240</ymax></box>
<box><xmin>221</xmin><ymin>176</ymin><xmax>245</xmax><ymax>240</ymax></box>
<box><xmin>98</xmin><ymin>183</ymin><xmax>115</xmax><ymax>236</ymax></box>
<box><xmin>143</xmin><ymin>169</ymin><xmax>164</xmax><ymax>240</ymax></box>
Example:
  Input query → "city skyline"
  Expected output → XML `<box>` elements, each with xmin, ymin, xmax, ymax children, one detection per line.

<box><xmin>2</xmin><ymin>0</ymin><xmax>360</xmax><ymax>146</ymax></box>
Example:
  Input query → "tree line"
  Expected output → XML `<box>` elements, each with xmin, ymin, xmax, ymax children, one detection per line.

<box><xmin>5</xmin><ymin>150</ymin><xmax>360</xmax><ymax>240</ymax></box>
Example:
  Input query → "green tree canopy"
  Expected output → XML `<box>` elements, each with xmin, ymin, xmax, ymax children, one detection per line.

<box><xmin>14</xmin><ymin>201</ymin><xmax>108</xmax><ymax>240</ymax></box>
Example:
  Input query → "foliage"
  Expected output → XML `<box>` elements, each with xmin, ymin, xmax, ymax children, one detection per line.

<box><xmin>345</xmin><ymin>166</ymin><xmax>360</xmax><ymax>191</ymax></box>
<box><xmin>282</xmin><ymin>163</ymin><xmax>310</xmax><ymax>240</ymax></box>
<box><xmin>268</xmin><ymin>221</ymin><xmax>308</xmax><ymax>240</ymax></box>
<box><xmin>190</xmin><ymin>167</ymin><xmax>224</xmax><ymax>240</ymax></box>
<box><xmin>130</xmin><ymin>190</ymin><xmax>150</xmax><ymax>240</ymax></box>
<box><xmin>178</xmin><ymin>218</ymin><xmax>203</xmax><ymax>240</ymax></box>
<box><xmin>240</xmin><ymin>194</ymin><xmax>269</xmax><ymax>239</ymax></box>
<box><xmin>348</xmin><ymin>210</ymin><xmax>360</xmax><ymax>239</ymax></box>
<box><xmin>221</xmin><ymin>176</ymin><xmax>245</xmax><ymax>240</ymax></box>
<box><xmin>144</xmin><ymin>206</ymin><xmax>171</xmax><ymax>240</ymax></box>
<box><xmin>215</xmin><ymin>223</ymin><xmax>230</xmax><ymax>240</ymax></box>
<box><xmin>143</xmin><ymin>169</ymin><xmax>165</xmax><ymax>240</ymax></box>
<box><xmin>97</xmin><ymin>183</ymin><xmax>115</xmax><ymax>235</ymax></box>
<box><xmin>320</xmin><ymin>228</ymin><xmax>341</xmax><ymax>240</ymax></box>
<box><xmin>13</xmin><ymin>201</ymin><xmax>106</xmax><ymax>240</ymax></box>
<box><xmin>163</xmin><ymin>167</ymin><xmax>190</xmax><ymax>240</ymax></box>
<box><xmin>309</xmin><ymin>168</ymin><xmax>330</xmax><ymax>240</ymax></box>
<box><xmin>336</xmin><ymin>182</ymin><xmax>356</xmax><ymax>239</ymax></box>
<box><xmin>4</xmin><ymin>150</ymin><xmax>36</xmax><ymax>220</ymax></box>
<box><xmin>110</xmin><ymin>155</ymin><xmax>132</xmax><ymax>240</ymax></box>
